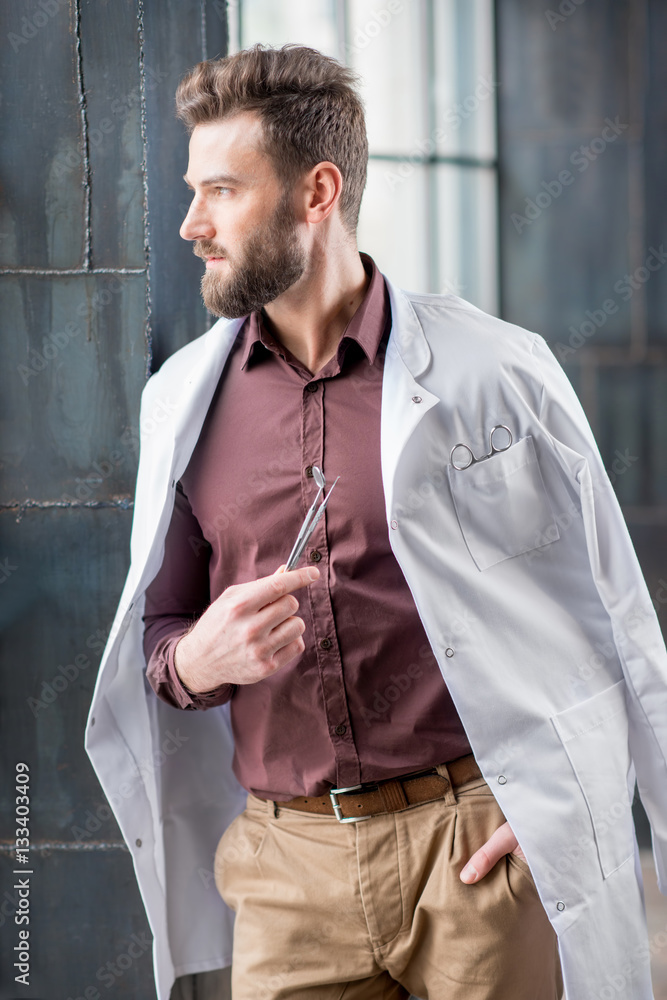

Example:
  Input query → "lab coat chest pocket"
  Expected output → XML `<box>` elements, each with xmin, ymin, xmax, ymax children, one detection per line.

<box><xmin>551</xmin><ymin>678</ymin><xmax>634</xmax><ymax>879</ymax></box>
<box><xmin>447</xmin><ymin>434</ymin><xmax>559</xmax><ymax>571</ymax></box>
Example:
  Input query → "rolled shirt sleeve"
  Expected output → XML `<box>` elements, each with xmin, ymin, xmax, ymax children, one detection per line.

<box><xmin>142</xmin><ymin>480</ymin><xmax>235</xmax><ymax>710</ymax></box>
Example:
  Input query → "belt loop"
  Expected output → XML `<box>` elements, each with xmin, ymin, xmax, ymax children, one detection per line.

<box><xmin>434</xmin><ymin>762</ymin><xmax>457</xmax><ymax>806</ymax></box>
<box><xmin>272</xmin><ymin>800</ymin><xmax>280</xmax><ymax>818</ymax></box>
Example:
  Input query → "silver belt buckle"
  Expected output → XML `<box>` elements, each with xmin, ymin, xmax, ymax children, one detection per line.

<box><xmin>329</xmin><ymin>783</ymin><xmax>373</xmax><ymax>823</ymax></box>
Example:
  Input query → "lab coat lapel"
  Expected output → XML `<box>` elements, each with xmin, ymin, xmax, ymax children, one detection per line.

<box><xmin>380</xmin><ymin>274</ymin><xmax>441</xmax><ymax>523</ymax></box>
<box><xmin>170</xmin><ymin>316</ymin><xmax>247</xmax><ymax>481</ymax></box>
<box><xmin>124</xmin><ymin>315</ymin><xmax>247</xmax><ymax>608</ymax></box>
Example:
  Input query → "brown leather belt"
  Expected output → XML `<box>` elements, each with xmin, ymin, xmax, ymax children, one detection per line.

<box><xmin>276</xmin><ymin>754</ymin><xmax>482</xmax><ymax>823</ymax></box>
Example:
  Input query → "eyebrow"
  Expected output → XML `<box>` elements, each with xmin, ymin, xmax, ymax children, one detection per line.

<box><xmin>182</xmin><ymin>172</ymin><xmax>243</xmax><ymax>188</ymax></box>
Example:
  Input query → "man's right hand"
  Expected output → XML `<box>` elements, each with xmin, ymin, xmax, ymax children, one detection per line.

<box><xmin>173</xmin><ymin>564</ymin><xmax>320</xmax><ymax>694</ymax></box>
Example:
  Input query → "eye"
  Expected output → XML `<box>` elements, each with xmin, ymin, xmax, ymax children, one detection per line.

<box><xmin>215</xmin><ymin>186</ymin><xmax>231</xmax><ymax>196</ymax></box>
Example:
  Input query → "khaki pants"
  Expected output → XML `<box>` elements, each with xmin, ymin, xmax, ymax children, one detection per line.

<box><xmin>214</xmin><ymin>762</ymin><xmax>563</xmax><ymax>999</ymax></box>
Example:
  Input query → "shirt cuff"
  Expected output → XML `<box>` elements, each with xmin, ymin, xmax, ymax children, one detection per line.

<box><xmin>144</xmin><ymin>630</ymin><xmax>235</xmax><ymax>711</ymax></box>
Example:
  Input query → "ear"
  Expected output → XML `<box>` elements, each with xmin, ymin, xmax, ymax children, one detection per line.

<box><xmin>301</xmin><ymin>161</ymin><xmax>343</xmax><ymax>225</ymax></box>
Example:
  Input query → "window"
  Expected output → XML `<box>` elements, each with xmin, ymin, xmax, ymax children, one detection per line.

<box><xmin>228</xmin><ymin>0</ymin><xmax>498</xmax><ymax>313</ymax></box>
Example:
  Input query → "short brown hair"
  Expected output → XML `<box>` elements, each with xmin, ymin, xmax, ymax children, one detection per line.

<box><xmin>175</xmin><ymin>44</ymin><xmax>368</xmax><ymax>233</ymax></box>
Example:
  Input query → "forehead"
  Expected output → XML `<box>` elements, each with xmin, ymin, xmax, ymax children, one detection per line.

<box><xmin>185</xmin><ymin>111</ymin><xmax>276</xmax><ymax>184</ymax></box>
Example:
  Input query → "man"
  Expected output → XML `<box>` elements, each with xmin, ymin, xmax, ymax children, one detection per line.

<box><xmin>85</xmin><ymin>44</ymin><xmax>667</xmax><ymax>1000</ymax></box>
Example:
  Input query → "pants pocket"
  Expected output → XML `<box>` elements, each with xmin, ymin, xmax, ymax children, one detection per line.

<box><xmin>214</xmin><ymin>808</ymin><xmax>271</xmax><ymax>907</ymax></box>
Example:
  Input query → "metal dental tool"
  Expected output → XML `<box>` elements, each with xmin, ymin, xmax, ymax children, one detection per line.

<box><xmin>285</xmin><ymin>466</ymin><xmax>339</xmax><ymax>570</ymax></box>
<box><xmin>449</xmin><ymin>424</ymin><xmax>513</xmax><ymax>471</ymax></box>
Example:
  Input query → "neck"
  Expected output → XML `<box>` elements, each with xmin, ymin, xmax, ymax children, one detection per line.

<box><xmin>261</xmin><ymin>240</ymin><xmax>370</xmax><ymax>376</ymax></box>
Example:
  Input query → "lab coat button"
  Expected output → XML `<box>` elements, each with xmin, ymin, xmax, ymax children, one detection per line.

<box><xmin>135</xmin><ymin>839</ymin><xmax>142</xmax><ymax>847</ymax></box>
<box><xmin>411</xmin><ymin>395</ymin><xmax>422</xmax><ymax>403</ymax></box>
<box><xmin>557</xmin><ymin>901</ymin><xmax>565</xmax><ymax>911</ymax></box>
<box><xmin>390</xmin><ymin>519</ymin><xmax>398</xmax><ymax>529</ymax></box>
<box><xmin>497</xmin><ymin>775</ymin><xmax>507</xmax><ymax>785</ymax></box>
<box><xmin>445</xmin><ymin>647</ymin><xmax>454</xmax><ymax>657</ymax></box>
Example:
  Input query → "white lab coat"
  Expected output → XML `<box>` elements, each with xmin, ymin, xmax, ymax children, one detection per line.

<box><xmin>85</xmin><ymin>274</ymin><xmax>667</xmax><ymax>1000</ymax></box>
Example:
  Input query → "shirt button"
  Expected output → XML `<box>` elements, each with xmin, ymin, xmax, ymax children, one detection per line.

<box><xmin>310</xmin><ymin>549</ymin><xmax>322</xmax><ymax>563</ymax></box>
<box><xmin>497</xmin><ymin>775</ymin><xmax>507</xmax><ymax>785</ymax></box>
<box><xmin>390</xmin><ymin>519</ymin><xmax>398</xmax><ymax>529</ymax></box>
<box><xmin>445</xmin><ymin>647</ymin><xmax>455</xmax><ymax>657</ymax></box>
<box><xmin>305</xmin><ymin>465</ymin><xmax>314</xmax><ymax>477</ymax></box>
<box><xmin>306</xmin><ymin>382</ymin><xmax>319</xmax><ymax>393</ymax></box>
<box><xmin>319</xmin><ymin>638</ymin><xmax>332</xmax><ymax>650</ymax></box>
<box><xmin>334</xmin><ymin>724</ymin><xmax>347</xmax><ymax>735</ymax></box>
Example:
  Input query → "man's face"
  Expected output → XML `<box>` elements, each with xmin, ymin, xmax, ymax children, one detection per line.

<box><xmin>181</xmin><ymin>112</ymin><xmax>306</xmax><ymax>317</ymax></box>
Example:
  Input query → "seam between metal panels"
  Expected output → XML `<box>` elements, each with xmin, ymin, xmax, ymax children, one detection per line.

<box><xmin>0</xmin><ymin>840</ymin><xmax>128</xmax><ymax>853</ymax></box>
<box><xmin>1</xmin><ymin>499</ymin><xmax>134</xmax><ymax>524</ymax></box>
<box><xmin>74</xmin><ymin>0</ymin><xmax>92</xmax><ymax>270</ymax></box>
<box><xmin>1</xmin><ymin>500</ymin><xmax>133</xmax><ymax>509</ymax></box>
<box><xmin>137</xmin><ymin>0</ymin><xmax>153</xmax><ymax>381</ymax></box>
<box><xmin>0</xmin><ymin>268</ymin><xmax>146</xmax><ymax>276</ymax></box>
<box><xmin>201</xmin><ymin>0</ymin><xmax>207</xmax><ymax>60</ymax></box>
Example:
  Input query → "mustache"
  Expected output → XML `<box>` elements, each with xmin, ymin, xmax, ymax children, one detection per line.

<box><xmin>193</xmin><ymin>241</ymin><xmax>227</xmax><ymax>261</ymax></box>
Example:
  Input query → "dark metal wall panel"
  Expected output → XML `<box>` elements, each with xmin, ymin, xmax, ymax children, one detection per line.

<box><xmin>649</xmin><ymin>368</ymin><xmax>667</xmax><ymax>505</ymax></box>
<box><xmin>644</xmin><ymin>0</ymin><xmax>667</xmax><ymax>345</ymax></box>
<box><xmin>142</xmin><ymin>1</ymin><xmax>211</xmax><ymax>371</ymax></box>
<box><xmin>596</xmin><ymin>366</ymin><xmax>647</xmax><ymax>506</ymax></box>
<box><xmin>1</xmin><ymin>274</ymin><xmax>145</xmax><ymax>503</ymax></box>
<box><xmin>497</xmin><ymin>0</ymin><xmax>666</xmax><ymax>501</ymax></box>
<box><xmin>497</xmin><ymin>0</ymin><xmax>637</xmax><ymax>344</ymax></box>
<box><xmin>0</xmin><ymin>508</ymin><xmax>131</xmax><ymax>842</ymax></box>
<box><xmin>1</xmin><ymin>2</ymin><xmax>230</xmax><ymax>995</ymax></box>
<box><xmin>496</xmin><ymin>0</ymin><xmax>667</xmax><ymax>855</ymax></box>
<box><xmin>80</xmin><ymin>0</ymin><xmax>146</xmax><ymax>268</ymax></box>
<box><xmin>0</xmin><ymin>849</ymin><xmax>156</xmax><ymax>999</ymax></box>
<box><xmin>142</xmin><ymin>0</ymin><xmax>229</xmax><ymax>371</ymax></box>
<box><xmin>501</xmin><ymin>140</ymin><xmax>632</xmax><ymax>344</ymax></box>
<box><xmin>0</xmin><ymin>0</ymin><xmax>85</xmax><ymax>268</ymax></box>
<box><xmin>498</xmin><ymin>1</ymin><xmax>631</xmax><ymax>135</ymax></box>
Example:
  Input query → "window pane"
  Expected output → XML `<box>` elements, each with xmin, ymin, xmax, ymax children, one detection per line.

<box><xmin>240</xmin><ymin>0</ymin><xmax>340</xmax><ymax>57</ymax></box>
<box><xmin>433</xmin><ymin>0</ymin><xmax>497</xmax><ymax>160</ymax></box>
<box><xmin>347</xmin><ymin>0</ymin><xmax>427</xmax><ymax>155</ymax></box>
<box><xmin>357</xmin><ymin>160</ymin><xmax>429</xmax><ymax>293</ymax></box>
<box><xmin>436</xmin><ymin>164</ymin><xmax>498</xmax><ymax>313</ymax></box>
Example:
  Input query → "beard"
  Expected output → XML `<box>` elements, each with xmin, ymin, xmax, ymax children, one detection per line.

<box><xmin>196</xmin><ymin>190</ymin><xmax>307</xmax><ymax>318</ymax></box>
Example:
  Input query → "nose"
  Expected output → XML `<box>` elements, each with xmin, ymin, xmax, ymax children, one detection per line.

<box><xmin>180</xmin><ymin>195</ymin><xmax>215</xmax><ymax>242</ymax></box>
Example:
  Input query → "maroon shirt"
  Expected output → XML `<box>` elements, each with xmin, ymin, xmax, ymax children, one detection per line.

<box><xmin>143</xmin><ymin>253</ymin><xmax>472</xmax><ymax>800</ymax></box>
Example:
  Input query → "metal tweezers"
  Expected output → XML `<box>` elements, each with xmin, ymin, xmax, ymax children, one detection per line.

<box><xmin>285</xmin><ymin>467</ymin><xmax>339</xmax><ymax>571</ymax></box>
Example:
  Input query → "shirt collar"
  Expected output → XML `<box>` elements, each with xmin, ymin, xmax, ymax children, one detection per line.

<box><xmin>238</xmin><ymin>252</ymin><xmax>389</xmax><ymax>372</ymax></box>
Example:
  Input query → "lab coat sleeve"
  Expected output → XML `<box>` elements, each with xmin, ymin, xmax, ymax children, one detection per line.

<box><xmin>529</xmin><ymin>332</ymin><xmax>667</xmax><ymax>893</ymax></box>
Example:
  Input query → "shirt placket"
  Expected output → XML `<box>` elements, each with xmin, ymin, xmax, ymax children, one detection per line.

<box><xmin>301</xmin><ymin>375</ymin><xmax>361</xmax><ymax>789</ymax></box>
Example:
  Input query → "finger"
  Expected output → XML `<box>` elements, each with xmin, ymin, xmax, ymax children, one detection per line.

<box><xmin>269</xmin><ymin>633</ymin><xmax>306</xmax><ymax>672</ymax></box>
<box><xmin>460</xmin><ymin>821</ymin><xmax>518</xmax><ymax>883</ymax></box>
<box><xmin>274</xmin><ymin>564</ymin><xmax>287</xmax><ymax>574</ymax></box>
<box><xmin>267</xmin><ymin>615</ymin><xmax>306</xmax><ymax>654</ymax></box>
<box><xmin>254</xmin><ymin>594</ymin><xmax>301</xmax><ymax>634</ymax></box>
<box><xmin>233</xmin><ymin>565</ymin><xmax>320</xmax><ymax>614</ymax></box>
